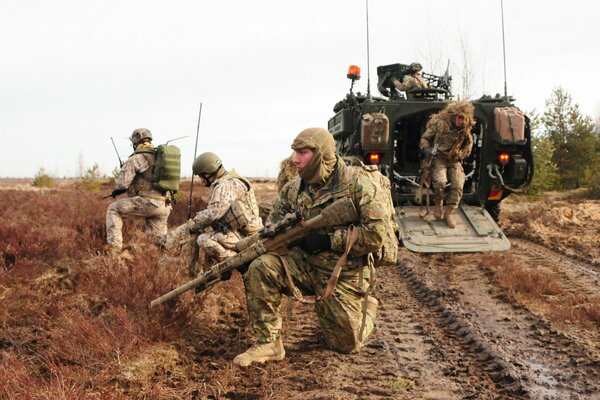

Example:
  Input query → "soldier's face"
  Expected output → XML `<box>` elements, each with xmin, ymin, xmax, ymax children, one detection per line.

<box><xmin>292</xmin><ymin>148</ymin><xmax>315</xmax><ymax>172</ymax></box>
<box><xmin>454</xmin><ymin>115</ymin><xmax>465</xmax><ymax>128</ymax></box>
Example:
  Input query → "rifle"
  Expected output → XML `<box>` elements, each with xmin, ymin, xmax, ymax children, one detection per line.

<box><xmin>150</xmin><ymin>197</ymin><xmax>359</xmax><ymax>308</ymax></box>
<box><xmin>111</xmin><ymin>137</ymin><xmax>124</xmax><ymax>168</ymax></box>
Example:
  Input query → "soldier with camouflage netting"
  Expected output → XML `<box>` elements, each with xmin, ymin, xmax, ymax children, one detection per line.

<box><xmin>164</xmin><ymin>152</ymin><xmax>262</xmax><ymax>275</ymax></box>
<box><xmin>105</xmin><ymin>128</ymin><xmax>171</xmax><ymax>254</ymax></box>
<box><xmin>419</xmin><ymin>101</ymin><xmax>475</xmax><ymax>228</ymax></box>
<box><xmin>393</xmin><ymin>62</ymin><xmax>428</xmax><ymax>98</ymax></box>
<box><xmin>233</xmin><ymin>127</ymin><xmax>387</xmax><ymax>367</ymax></box>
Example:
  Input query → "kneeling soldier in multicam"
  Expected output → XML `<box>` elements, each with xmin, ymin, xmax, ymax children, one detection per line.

<box><xmin>234</xmin><ymin>127</ymin><xmax>387</xmax><ymax>367</ymax></box>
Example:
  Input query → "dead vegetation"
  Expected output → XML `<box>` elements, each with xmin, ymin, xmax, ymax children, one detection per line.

<box><xmin>2</xmin><ymin>181</ymin><xmax>600</xmax><ymax>398</ymax></box>
<box><xmin>481</xmin><ymin>253</ymin><xmax>600</xmax><ymax>332</ymax></box>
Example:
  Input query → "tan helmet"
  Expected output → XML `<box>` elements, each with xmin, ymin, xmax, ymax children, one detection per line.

<box><xmin>409</xmin><ymin>62</ymin><xmax>423</xmax><ymax>73</ymax></box>
<box><xmin>130</xmin><ymin>128</ymin><xmax>152</xmax><ymax>146</ymax></box>
<box><xmin>192</xmin><ymin>152</ymin><xmax>222</xmax><ymax>176</ymax></box>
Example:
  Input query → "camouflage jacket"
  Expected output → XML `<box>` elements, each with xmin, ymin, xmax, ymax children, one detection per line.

<box><xmin>192</xmin><ymin>170</ymin><xmax>262</xmax><ymax>233</ymax></box>
<box><xmin>270</xmin><ymin>156</ymin><xmax>387</xmax><ymax>273</ymax></box>
<box><xmin>419</xmin><ymin>117</ymin><xmax>473</xmax><ymax>162</ymax></box>
<box><xmin>115</xmin><ymin>149</ymin><xmax>164</xmax><ymax>199</ymax></box>
<box><xmin>394</xmin><ymin>74</ymin><xmax>428</xmax><ymax>92</ymax></box>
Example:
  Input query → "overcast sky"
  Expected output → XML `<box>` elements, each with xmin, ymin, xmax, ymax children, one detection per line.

<box><xmin>1</xmin><ymin>0</ymin><xmax>598</xmax><ymax>179</ymax></box>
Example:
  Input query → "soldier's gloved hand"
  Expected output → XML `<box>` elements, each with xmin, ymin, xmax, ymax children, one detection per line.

<box><xmin>220</xmin><ymin>270</ymin><xmax>233</xmax><ymax>281</ymax></box>
<box><xmin>420</xmin><ymin>148</ymin><xmax>433</xmax><ymax>159</ymax></box>
<box><xmin>299</xmin><ymin>234</ymin><xmax>331</xmax><ymax>254</ymax></box>
<box><xmin>111</xmin><ymin>188</ymin><xmax>127</xmax><ymax>198</ymax></box>
<box><xmin>186</xmin><ymin>219</ymin><xmax>202</xmax><ymax>234</ymax></box>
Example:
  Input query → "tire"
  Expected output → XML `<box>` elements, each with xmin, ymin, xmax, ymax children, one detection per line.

<box><xmin>486</xmin><ymin>202</ymin><xmax>501</xmax><ymax>222</ymax></box>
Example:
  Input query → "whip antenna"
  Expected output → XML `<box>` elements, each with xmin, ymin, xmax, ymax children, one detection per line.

<box><xmin>500</xmin><ymin>0</ymin><xmax>508</xmax><ymax>100</ymax></box>
<box><xmin>365</xmin><ymin>0</ymin><xmax>371</xmax><ymax>99</ymax></box>
<box><xmin>187</xmin><ymin>102</ymin><xmax>203</xmax><ymax>220</ymax></box>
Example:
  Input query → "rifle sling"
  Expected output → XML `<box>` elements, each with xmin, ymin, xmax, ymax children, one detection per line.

<box><xmin>319</xmin><ymin>225</ymin><xmax>359</xmax><ymax>301</ymax></box>
<box><xmin>273</xmin><ymin>253</ymin><xmax>314</xmax><ymax>304</ymax></box>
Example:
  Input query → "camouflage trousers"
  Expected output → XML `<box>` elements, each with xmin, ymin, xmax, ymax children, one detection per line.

<box><xmin>197</xmin><ymin>229</ymin><xmax>242</xmax><ymax>262</ymax></box>
<box><xmin>106</xmin><ymin>196</ymin><xmax>170</xmax><ymax>249</ymax></box>
<box><xmin>431</xmin><ymin>157</ymin><xmax>465</xmax><ymax>208</ymax></box>
<box><xmin>243</xmin><ymin>248</ymin><xmax>377</xmax><ymax>353</ymax></box>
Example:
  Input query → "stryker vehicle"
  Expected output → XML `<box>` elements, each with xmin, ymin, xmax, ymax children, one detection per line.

<box><xmin>328</xmin><ymin>64</ymin><xmax>534</xmax><ymax>253</ymax></box>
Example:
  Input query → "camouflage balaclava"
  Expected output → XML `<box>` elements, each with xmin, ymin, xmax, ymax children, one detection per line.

<box><xmin>291</xmin><ymin>127</ymin><xmax>337</xmax><ymax>186</ymax></box>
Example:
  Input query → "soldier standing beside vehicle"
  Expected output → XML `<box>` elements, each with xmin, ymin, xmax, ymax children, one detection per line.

<box><xmin>419</xmin><ymin>101</ymin><xmax>475</xmax><ymax>228</ymax></box>
<box><xmin>233</xmin><ymin>127</ymin><xmax>387</xmax><ymax>367</ymax></box>
<box><xmin>167</xmin><ymin>152</ymin><xmax>263</xmax><ymax>275</ymax></box>
<box><xmin>393</xmin><ymin>62</ymin><xmax>428</xmax><ymax>98</ymax></box>
<box><xmin>105</xmin><ymin>128</ymin><xmax>171</xmax><ymax>253</ymax></box>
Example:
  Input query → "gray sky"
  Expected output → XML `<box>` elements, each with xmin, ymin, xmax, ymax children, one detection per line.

<box><xmin>1</xmin><ymin>0</ymin><xmax>598</xmax><ymax>179</ymax></box>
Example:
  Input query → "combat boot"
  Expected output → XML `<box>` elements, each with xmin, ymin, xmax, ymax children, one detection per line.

<box><xmin>233</xmin><ymin>337</ymin><xmax>285</xmax><ymax>367</ymax></box>
<box><xmin>433</xmin><ymin>201</ymin><xmax>444</xmax><ymax>220</ymax></box>
<box><xmin>444</xmin><ymin>206</ymin><xmax>456</xmax><ymax>229</ymax></box>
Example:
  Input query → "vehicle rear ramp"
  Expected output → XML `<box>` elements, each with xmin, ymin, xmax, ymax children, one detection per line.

<box><xmin>396</xmin><ymin>204</ymin><xmax>510</xmax><ymax>253</ymax></box>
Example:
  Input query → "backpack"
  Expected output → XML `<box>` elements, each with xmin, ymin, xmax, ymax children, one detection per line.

<box><xmin>151</xmin><ymin>144</ymin><xmax>181</xmax><ymax>193</ymax></box>
<box><xmin>347</xmin><ymin>164</ymin><xmax>399</xmax><ymax>266</ymax></box>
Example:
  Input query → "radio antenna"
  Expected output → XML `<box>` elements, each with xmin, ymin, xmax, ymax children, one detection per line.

<box><xmin>365</xmin><ymin>0</ymin><xmax>372</xmax><ymax>100</ymax></box>
<box><xmin>500</xmin><ymin>0</ymin><xmax>508</xmax><ymax>101</ymax></box>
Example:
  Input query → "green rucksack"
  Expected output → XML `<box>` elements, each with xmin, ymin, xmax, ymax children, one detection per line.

<box><xmin>152</xmin><ymin>144</ymin><xmax>181</xmax><ymax>193</ymax></box>
<box><xmin>346</xmin><ymin>164</ymin><xmax>399</xmax><ymax>266</ymax></box>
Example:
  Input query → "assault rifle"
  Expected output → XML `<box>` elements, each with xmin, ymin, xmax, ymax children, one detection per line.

<box><xmin>150</xmin><ymin>197</ymin><xmax>359</xmax><ymax>307</ymax></box>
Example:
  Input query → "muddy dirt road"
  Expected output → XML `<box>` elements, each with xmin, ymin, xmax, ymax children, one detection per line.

<box><xmin>215</xmin><ymin>193</ymin><xmax>600</xmax><ymax>399</ymax></box>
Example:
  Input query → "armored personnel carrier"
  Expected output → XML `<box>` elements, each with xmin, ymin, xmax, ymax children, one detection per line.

<box><xmin>328</xmin><ymin>64</ymin><xmax>534</xmax><ymax>252</ymax></box>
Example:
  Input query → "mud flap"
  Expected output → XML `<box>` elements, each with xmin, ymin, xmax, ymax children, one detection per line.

<box><xmin>396</xmin><ymin>204</ymin><xmax>510</xmax><ymax>253</ymax></box>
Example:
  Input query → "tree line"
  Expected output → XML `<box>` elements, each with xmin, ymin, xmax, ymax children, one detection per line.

<box><xmin>528</xmin><ymin>87</ymin><xmax>600</xmax><ymax>198</ymax></box>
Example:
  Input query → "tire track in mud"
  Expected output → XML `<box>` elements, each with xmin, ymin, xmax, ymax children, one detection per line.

<box><xmin>272</xmin><ymin>264</ymin><xmax>503</xmax><ymax>400</ymax></box>
<box><xmin>402</xmin><ymin>250</ymin><xmax>600</xmax><ymax>399</ymax></box>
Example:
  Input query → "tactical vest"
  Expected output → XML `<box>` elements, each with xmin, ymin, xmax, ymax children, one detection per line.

<box><xmin>287</xmin><ymin>161</ymin><xmax>398</xmax><ymax>267</ymax></box>
<box><xmin>217</xmin><ymin>171</ymin><xmax>262</xmax><ymax>235</ymax></box>
<box><xmin>127</xmin><ymin>151</ymin><xmax>165</xmax><ymax>199</ymax></box>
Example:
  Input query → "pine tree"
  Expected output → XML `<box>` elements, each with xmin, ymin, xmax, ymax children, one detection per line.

<box><xmin>541</xmin><ymin>87</ymin><xmax>600</xmax><ymax>189</ymax></box>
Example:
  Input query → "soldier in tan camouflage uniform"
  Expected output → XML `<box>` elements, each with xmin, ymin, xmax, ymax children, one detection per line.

<box><xmin>419</xmin><ymin>101</ymin><xmax>475</xmax><ymax>228</ymax></box>
<box><xmin>233</xmin><ymin>127</ymin><xmax>387</xmax><ymax>367</ymax></box>
<box><xmin>393</xmin><ymin>62</ymin><xmax>428</xmax><ymax>99</ymax></box>
<box><xmin>175</xmin><ymin>152</ymin><xmax>262</xmax><ymax>271</ymax></box>
<box><xmin>106</xmin><ymin>128</ymin><xmax>171</xmax><ymax>252</ymax></box>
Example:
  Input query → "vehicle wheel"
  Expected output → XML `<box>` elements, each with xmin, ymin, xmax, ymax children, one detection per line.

<box><xmin>486</xmin><ymin>203</ymin><xmax>501</xmax><ymax>222</ymax></box>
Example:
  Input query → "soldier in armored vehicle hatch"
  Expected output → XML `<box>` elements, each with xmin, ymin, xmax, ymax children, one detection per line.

<box><xmin>393</xmin><ymin>62</ymin><xmax>428</xmax><ymax>98</ymax></box>
<box><xmin>419</xmin><ymin>101</ymin><xmax>475</xmax><ymax>228</ymax></box>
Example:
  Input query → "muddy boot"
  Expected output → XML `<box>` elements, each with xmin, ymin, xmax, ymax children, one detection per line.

<box><xmin>233</xmin><ymin>337</ymin><xmax>285</xmax><ymax>367</ymax></box>
<box><xmin>444</xmin><ymin>206</ymin><xmax>456</xmax><ymax>229</ymax></box>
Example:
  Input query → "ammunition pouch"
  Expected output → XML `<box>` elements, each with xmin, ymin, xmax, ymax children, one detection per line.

<box><xmin>219</xmin><ymin>198</ymin><xmax>261</xmax><ymax>235</ymax></box>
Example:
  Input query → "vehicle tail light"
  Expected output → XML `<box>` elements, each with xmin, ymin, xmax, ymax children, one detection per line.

<box><xmin>487</xmin><ymin>188</ymin><xmax>503</xmax><ymax>201</ymax></box>
<box><xmin>498</xmin><ymin>153</ymin><xmax>510</xmax><ymax>166</ymax></box>
<box><xmin>368</xmin><ymin>153</ymin><xmax>380</xmax><ymax>164</ymax></box>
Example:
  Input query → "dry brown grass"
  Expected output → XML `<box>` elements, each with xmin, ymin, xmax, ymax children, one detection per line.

<box><xmin>481</xmin><ymin>253</ymin><xmax>600</xmax><ymax>331</ymax></box>
<box><xmin>0</xmin><ymin>181</ymin><xmax>281</xmax><ymax>398</ymax></box>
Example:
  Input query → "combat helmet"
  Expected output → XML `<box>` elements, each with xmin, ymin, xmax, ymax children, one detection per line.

<box><xmin>409</xmin><ymin>62</ymin><xmax>423</xmax><ymax>73</ymax></box>
<box><xmin>192</xmin><ymin>152</ymin><xmax>222</xmax><ymax>176</ymax></box>
<box><xmin>130</xmin><ymin>128</ymin><xmax>152</xmax><ymax>146</ymax></box>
